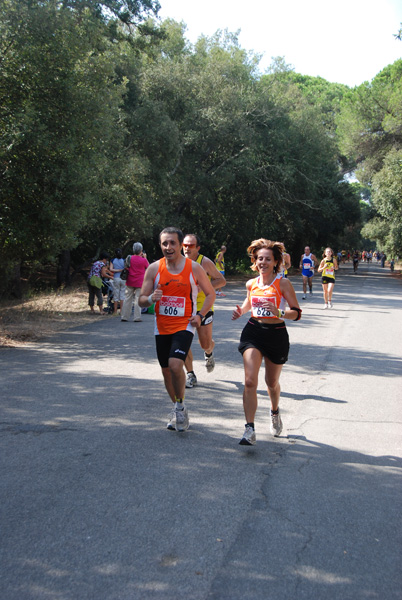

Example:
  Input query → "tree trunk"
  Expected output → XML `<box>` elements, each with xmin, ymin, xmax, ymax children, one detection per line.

<box><xmin>11</xmin><ymin>261</ymin><xmax>22</xmax><ymax>298</ymax></box>
<box><xmin>57</xmin><ymin>250</ymin><xmax>71</xmax><ymax>287</ymax></box>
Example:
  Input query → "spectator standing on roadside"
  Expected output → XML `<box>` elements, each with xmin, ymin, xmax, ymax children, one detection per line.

<box><xmin>121</xmin><ymin>243</ymin><xmax>149</xmax><ymax>323</ymax></box>
<box><xmin>87</xmin><ymin>252</ymin><xmax>110</xmax><ymax>315</ymax></box>
<box><xmin>109</xmin><ymin>248</ymin><xmax>126</xmax><ymax>316</ymax></box>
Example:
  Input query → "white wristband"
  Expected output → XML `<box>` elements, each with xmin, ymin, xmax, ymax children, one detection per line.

<box><xmin>148</xmin><ymin>294</ymin><xmax>154</xmax><ymax>305</ymax></box>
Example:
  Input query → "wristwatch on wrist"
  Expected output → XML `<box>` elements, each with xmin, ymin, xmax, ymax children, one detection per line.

<box><xmin>197</xmin><ymin>311</ymin><xmax>205</xmax><ymax>319</ymax></box>
<box><xmin>279</xmin><ymin>309</ymin><xmax>285</xmax><ymax>318</ymax></box>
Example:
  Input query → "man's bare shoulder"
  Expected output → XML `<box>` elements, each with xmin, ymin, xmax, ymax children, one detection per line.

<box><xmin>200</xmin><ymin>255</ymin><xmax>217</xmax><ymax>271</ymax></box>
<box><xmin>192</xmin><ymin>260</ymin><xmax>205</xmax><ymax>275</ymax></box>
<box><xmin>145</xmin><ymin>260</ymin><xmax>161</xmax><ymax>276</ymax></box>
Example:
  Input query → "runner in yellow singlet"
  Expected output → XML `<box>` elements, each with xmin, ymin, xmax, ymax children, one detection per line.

<box><xmin>182</xmin><ymin>234</ymin><xmax>226</xmax><ymax>388</ymax></box>
<box><xmin>317</xmin><ymin>247</ymin><xmax>338</xmax><ymax>309</ymax></box>
<box><xmin>215</xmin><ymin>245</ymin><xmax>227</xmax><ymax>297</ymax></box>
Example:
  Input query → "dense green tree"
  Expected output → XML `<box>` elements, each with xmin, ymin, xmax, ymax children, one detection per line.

<box><xmin>337</xmin><ymin>60</ymin><xmax>402</xmax><ymax>254</ymax></box>
<box><xmin>257</xmin><ymin>69</ymin><xmax>359</xmax><ymax>257</ymax></box>
<box><xmin>126</xmin><ymin>28</ymin><xmax>361</xmax><ymax>264</ymax></box>
<box><xmin>0</xmin><ymin>8</ymin><xmax>364</xmax><ymax>294</ymax></box>
<box><xmin>0</xmin><ymin>0</ymin><xmax>160</xmax><ymax>292</ymax></box>
<box><xmin>0</xmin><ymin>1</ymin><xmax>127</xmax><ymax>284</ymax></box>
<box><xmin>362</xmin><ymin>149</ymin><xmax>402</xmax><ymax>255</ymax></box>
<box><xmin>60</xmin><ymin>0</ymin><xmax>160</xmax><ymax>26</ymax></box>
<box><xmin>266</xmin><ymin>63</ymin><xmax>349</xmax><ymax>133</ymax></box>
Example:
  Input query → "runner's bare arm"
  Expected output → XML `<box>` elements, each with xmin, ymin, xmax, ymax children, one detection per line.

<box><xmin>138</xmin><ymin>262</ymin><xmax>160</xmax><ymax>307</ymax></box>
<box><xmin>232</xmin><ymin>280</ymin><xmax>252</xmax><ymax>320</ymax></box>
<box><xmin>189</xmin><ymin>263</ymin><xmax>215</xmax><ymax>326</ymax></box>
<box><xmin>203</xmin><ymin>256</ymin><xmax>226</xmax><ymax>289</ymax></box>
<box><xmin>279</xmin><ymin>279</ymin><xmax>301</xmax><ymax>320</ymax></box>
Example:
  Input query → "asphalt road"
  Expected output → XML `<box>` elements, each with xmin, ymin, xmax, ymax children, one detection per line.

<box><xmin>1</xmin><ymin>261</ymin><xmax>401</xmax><ymax>600</ymax></box>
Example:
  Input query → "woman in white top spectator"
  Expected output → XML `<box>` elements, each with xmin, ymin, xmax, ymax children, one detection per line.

<box><xmin>110</xmin><ymin>248</ymin><xmax>126</xmax><ymax>315</ymax></box>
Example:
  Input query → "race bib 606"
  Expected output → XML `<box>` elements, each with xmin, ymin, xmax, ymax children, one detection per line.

<box><xmin>159</xmin><ymin>295</ymin><xmax>185</xmax><ymax>317</ymax></box>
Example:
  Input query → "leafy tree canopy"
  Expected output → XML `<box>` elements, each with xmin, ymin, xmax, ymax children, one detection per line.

<box><xmin>336</xmin><ymin>58</ymin><xmax>402</xmax><ymax>254</ymax></box>
<box><xmin>0</xmin><ymin>8</ymin><xmax>366</xmax><ymax>293</ymax></box>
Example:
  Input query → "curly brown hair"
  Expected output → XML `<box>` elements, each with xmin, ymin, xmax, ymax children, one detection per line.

<box><xmin>247</xmin><ymin>239</ymin><xmax>284</xmax><ymax>272</ymax></box>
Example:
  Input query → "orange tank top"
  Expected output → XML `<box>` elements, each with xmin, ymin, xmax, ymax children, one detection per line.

<box><xmin>153</xmin><ymin>257</ymin><xmax>199</xmax><ymax>335</ymax></box>
<box><xmin>249</xmin><ymin>274</ymin><xmax>283</xmax><ymax>319</ymax></box>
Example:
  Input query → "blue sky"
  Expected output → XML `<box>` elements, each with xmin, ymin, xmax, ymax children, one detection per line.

<box><xmin>158</xmin><ymin>0</ymin><xmax>402</xmax><ymax>87</ymax></box>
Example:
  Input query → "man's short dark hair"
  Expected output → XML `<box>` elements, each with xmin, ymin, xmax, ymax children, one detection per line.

<box><xmin>159</xmin><ymin>227</ymin><xmax>184</xmax><ymax>244</ymax></box>
<box><xmin>185</xmin><ymin>233</ymin><xmax>201</xmax><ymax>247</ymax></box>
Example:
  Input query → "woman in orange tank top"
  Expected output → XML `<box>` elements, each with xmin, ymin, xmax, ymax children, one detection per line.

<box><xmin>232</xmin><ymin>239</ymin><xmax>301</xmax><ymax>446</ymax></box>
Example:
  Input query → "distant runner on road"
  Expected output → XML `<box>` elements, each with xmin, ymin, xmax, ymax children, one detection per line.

<box><xmin>215</xmin><ymin>245</ymin><xmax>227</xmax><ymax>297</ymax></box>
<box><xmin>300</xmin><ymin>245</ymin><xmax>317</xmax><ymax>299</ymax></box>
<box><xmin>317</xmin><ymin>247</ymin><xmax>338</xmax><ymax>309</ymax></box>
<box><xmin>352</xmin><ymin>250</ymin><xmax>360</xmax><ymax>272</ymax></box>
<box><xmin>280</xmin><ymin>245</ymin><xmax>291</xmax><ymax>278</ymax></box>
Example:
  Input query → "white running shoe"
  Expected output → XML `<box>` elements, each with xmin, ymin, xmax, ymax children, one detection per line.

<box><xmin>175</xmin><ymin>405</ymin><xmax>189</xmax><ymax>432</ymax></box>
<box><xmin>302</xmin><ymin>294</ymin><xmax>306</xmax><ymax>300</ymax></box>
<box><xmin>270</xmin><ymin>411</ymin><xmax>283</xmax><ymax>437</ymax></box>
<box><xmin>323</xmin><ymin>303</ymin><xmax>328</xmax><ymax>309</ymax></box>
<box><xmin>239</xmin><ymin>425</ymin><xmax>256</xmax><ymax>445</ymax></box>
<box><xmin>185</xmin><ymin>372</ymin><xmax>197</xmax><ymax>388</ymax></box>
<box><xmin>328</xmin><ymin>301</ymin><xmax>333</xmax><ymax>308</ymax></box>
<box><xmin>167</xmin><ymin>409</ymin><xmax>176</xmax><ymax>430</ymax></box>
<box><xmin>204</xmin><ymin>352</ymin><xmax>215</xmax><ymax>373</ymax></box>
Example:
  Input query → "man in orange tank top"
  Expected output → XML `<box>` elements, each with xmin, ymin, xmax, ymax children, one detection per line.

<box><xmin>139</xmin><ymin>227</ymin><xmax>215</xmax><ymax>432</ymax></box>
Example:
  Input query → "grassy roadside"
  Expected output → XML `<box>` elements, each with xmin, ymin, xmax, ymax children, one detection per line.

<box><xmin>1</xmin><ymin>266</ymin><xmax>400</xmax><ymax>348</ymax></box>
<box><xmin>0</xmin><ymin>273</ymin><xmax>252</xmax><ymax>347</ymax></box>
<box><xmin>0</xmin><ymin>283</ymin><xmax>97</xmax><ymax>347</ymax></box>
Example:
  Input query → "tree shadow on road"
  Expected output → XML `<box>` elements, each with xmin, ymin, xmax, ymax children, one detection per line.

<box><xmin>207</xmin><ymin>434</ymin><xmax>402</xmax><ymax>600</ymax></box>
<box><xmin>1</xmin><ymin>355</ymin><xmax>401</xmax><ymax>600</ymax></box>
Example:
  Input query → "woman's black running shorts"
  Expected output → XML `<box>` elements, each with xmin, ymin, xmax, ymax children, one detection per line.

<box><xmin>238</xmin><ymin>318</ymin><xmax>289</xmax><ymax>365</ymax></box>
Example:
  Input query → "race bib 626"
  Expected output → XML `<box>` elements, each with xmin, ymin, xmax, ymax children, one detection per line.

<box><xmin>251</xmin><ymin>296</ymin><xmax>276</xmax><ymax>318</ymax></box>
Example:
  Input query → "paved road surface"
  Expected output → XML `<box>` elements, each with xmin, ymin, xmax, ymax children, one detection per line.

<box><xmin>1</xmin><ymin>261</ymin><xmax>401</xmax><ymax>599</ymax></box>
